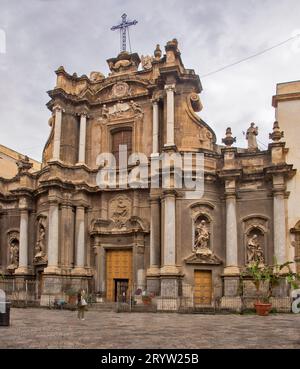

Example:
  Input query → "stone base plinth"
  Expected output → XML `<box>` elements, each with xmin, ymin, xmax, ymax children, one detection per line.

<box><xmin>43</xmin><ymin>266</ymin><xmax>61</xmax><ymax>275</ymax></box>
<box><xmin>223</xmin><ymin>266</ymin><xmax>240</xmax><ymax>275</ymax></box>
<box><xmin>14</xmin><ymin>267</ymin><xmax>32</xmax><ymax>276</ymax></box>
<box><xmin>160</xmin><ymin>265</ymin><xmax>180</xmax><ymax>276</ymax></box>
<box><xmin>71</xmin><ymin>267</ymin><xmax>88</xmax><ymax>276</ymax></box>
<box><xmin>220</xmin><ymin>297</ymin><xmax>242</xmax><ymax>312</ymax></box>
<box><xmin>223</xmin><ymin>276</ymin><xmax>241</xmax><ymax>297</ymax></box>
<box><xmin>156</xmin><ymin>297</ymin><xmax>180</xmax><ymax>311</ymax></box>
<box><xmin>146</xmin><ymin>278</ymin><xmax>160</xmax><ymax>295</ymax></box>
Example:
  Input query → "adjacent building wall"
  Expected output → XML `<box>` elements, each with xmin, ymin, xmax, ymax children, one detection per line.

<box><xmin>0</xmin><ymin>144</ymin><xmax>41</xmax><ymax>179</ymax></box>
<box><xmin>273</xmin><ymin>80</ymin><xmax>300</xmax><ymax>270</ymax></box>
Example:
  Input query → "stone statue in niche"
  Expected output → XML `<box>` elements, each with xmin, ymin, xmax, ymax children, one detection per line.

<box><xmin>194</xmin><ymin>219</ymin><xmax>212</xmax><ymax>256</ymax></box>
<box><xmin>33</xmin><ymin>219</ymin><xmax>48</xmax><ymax>264</ymax></box>
<box><xmin>7</xmin><ymin>238</ymin><xmax>19</xmax><ymax>270</ymax></box>
<box><xmin>247</xmin><ymin>233</ymin><xmax>264</xmax><ymax>266</ymax></box>
<box><xmin>246</xmin><ymin>122</ymin><xmax>259</xmax><ymax>151</ymax></box>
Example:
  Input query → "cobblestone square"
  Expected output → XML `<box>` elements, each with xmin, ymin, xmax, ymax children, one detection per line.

<box><xmin>0</xmin><ymin>308</ymin><xmax>299</xmax><ymax>349</ymax></box>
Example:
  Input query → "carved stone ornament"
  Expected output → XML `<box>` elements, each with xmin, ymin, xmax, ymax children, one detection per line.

<box><xmin>193</xmin><ymin>219</ymin><xmax>212</xmax><ymax>256</ymax></box>
<box><xmin>90</xmin><ymin>71</ymin><xmax>105</xmax><ymax>82</ymax></box>
<box><xmin>246</xmin><ymin>233</ymin><xmax>264</xmax><ymax>266</ymax></box>
<box><xmin>222</xmin><ymin>127</ymin><xmax>236</xmax><ymax>147</ymax></box>
<box><xmin>185</xmin><ymin>252</ymin><xmax>222</xmax><ymax>265</ymax></box>
<box><xmin>100</xmin><ymin>100</ymin><xmax>143</xmax><ymax>120</ymax></box>
<box><xmin>111</xmin><ymin>82</ymin><xmax>130</xmax><ymax>98</ymax></box>
<box><xmin>141</xmin><ymin>55</ymin><xmax>153</xmax><ymax>70</ymax></box>
<box><xmin>16</xmin><ymin>155</ymin><xmax>33</xmax><ymax>174</ymax></box>
<box><xmin>269</xmin><ymin>121</ymin><xmax>284</xmax><ymax>142</ymax></box>
<box><xmin>33</xmin><ymin>217</ymin><xmax>48</xmax><ymax>265</ymax></box>
<box><xmin>108</xmin><ymin>195</ymin><xmax>132</xmax><ymax>229</ymax></box>
<box><xmin>7</xmin><ymin>231</ymin><xmax>19</xmax><ymax>271</ymax></box>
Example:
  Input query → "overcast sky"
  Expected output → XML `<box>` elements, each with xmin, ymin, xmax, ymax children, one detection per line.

<box><xmin>0</xmin><ymin>0</ymin><xmax>300</xmax><ymax>161</ymax></box>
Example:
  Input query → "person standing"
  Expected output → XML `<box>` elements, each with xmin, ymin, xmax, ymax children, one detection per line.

<box><xmin>77</xmin><ymin>289</ymin><xmax>87</xmax><ymax>320</ymax></box>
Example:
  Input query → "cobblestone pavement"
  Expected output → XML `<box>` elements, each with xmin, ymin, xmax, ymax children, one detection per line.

<box><xmin>0</xmin><ymin>308</ymin><xmax>300</xmax><ymax>349</ymax></box>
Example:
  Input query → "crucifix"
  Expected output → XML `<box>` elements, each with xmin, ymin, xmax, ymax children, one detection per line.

<box><xmin>111</xmin><ymin>13</ymin><xmax>138</xmax><ymax>52</ymax></box>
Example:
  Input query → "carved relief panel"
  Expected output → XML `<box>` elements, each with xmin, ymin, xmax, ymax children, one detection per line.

<box><xmin>108</xmin><ymin>195</ymin><xmax>132</xmax><ymax>229</ymax></box>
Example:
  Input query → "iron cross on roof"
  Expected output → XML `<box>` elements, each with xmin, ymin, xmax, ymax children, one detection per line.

<box><xmin>111</xmin><ymin>13</ymin><xmax>138</xmax><ymax>52</ymax></box>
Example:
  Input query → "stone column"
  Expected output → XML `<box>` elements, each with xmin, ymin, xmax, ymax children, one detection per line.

<box><xmin>224</xmin><ymin>193</ymin><xmax>239</xmax><ymax>274</ymax></box>
<box><xmin>149</xmin><ymin>198</ymin><xmax>160</xmax><ymax>271</ymax></box>
<box><xmin>60</xmin><ymin>202</ymin><xmax>74</xmax><ymax>270</ymax></box>
<box><xmin>152</xmin><ymin>99</ymin><xmax>159</xmax><ymax>155</ymax></box>
<box><xmin>273</xmin><ymin>191</ymin><xmax>286</xmax><ymax>265</ymax></box>
<box><xmin>73</xmin><ymin>205</ymin><xmax>86</xmax><ymax>275</ymax></box>
<box><xmin>44</xmin><ymin>201</ymin><xmax>60</xmax><ymax>274</ymax></box>
<box><xmin>164</xmin><ymin>84</ymin><xmax>175</xmax><ymax>147</ymax></box>
<box><xmin>147</xmin><ymin>198</ymin><xmax>161</xmax><ymax>294</ymax></box>
<box><xmin>161</xmin><ymin>191</ymin><xmax>177</xmax><ymax>274</ymax></box>
<box><xmin>78</xmin><ymin>112</ymin><xmax>87</xmax><ymax>164</ymax></box>
<box><xmin>15</xmin><ymin>208</ymin><xmax>30</xmax><ymax>275</ymax></box>
<box><xmin>52</xmin><ymin>105</ymin><xmax>63</xmax><ymax>161</ymax></box>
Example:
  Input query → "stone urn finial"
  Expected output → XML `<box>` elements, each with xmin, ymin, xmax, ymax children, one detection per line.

<box><xmin>154</xmin><ymin>44</ymin><xmax>162</xmax><ymax>60</ymax></box>
<box><xmin>222</xmin><ymin>127</ymin><xmax>236</xmax><ymax>147</ymax></box>
<box><xmin>269</xmin><ymin>121</ymin><xmax>284</xmax><ymax>142</ymax></box>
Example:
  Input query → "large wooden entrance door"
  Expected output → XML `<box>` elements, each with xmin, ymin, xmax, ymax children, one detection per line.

<box><xmin>194</xmin><ymin>270</ymin><xmax>212</xmax><ymax>306</ymax></box>
<box><xmin>106</xmin><ymin>249</ymin><xmax>132</xmax><ymax>302</ymax></box>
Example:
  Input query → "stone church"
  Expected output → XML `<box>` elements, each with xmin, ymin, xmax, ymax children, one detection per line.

<box><xmin>0</xmin><ymin>38</ymin><xmax>299</xmax><ymax>309</ymax></box>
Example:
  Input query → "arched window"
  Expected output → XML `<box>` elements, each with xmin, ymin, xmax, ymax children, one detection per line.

<box><xmin>111</xmin><ymin>128</ymin><xmax>132</xmax><ymax>166</ymax></box>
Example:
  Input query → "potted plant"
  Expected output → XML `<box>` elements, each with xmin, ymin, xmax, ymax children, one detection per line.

<box><xmin>242</xmin><ymin>260</ymin><xmax>300</xmax><ymax>316</ymax></box>
<box><xmin>64</xmin><ymin>288</ymin><xmax>78</xmax><ymax>305</ymax></box>
<box><xmin>141</xmin><ymin>291</ymin><xmax>152</xmax><ymax>305</ymax></box>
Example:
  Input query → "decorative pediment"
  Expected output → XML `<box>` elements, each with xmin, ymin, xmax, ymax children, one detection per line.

<box><xmin>184</xmin><ymin>251</ymin><xmax>222</xmax><ymax>265</ymax></box>
<box><xmin>90</xmin><ymin>216</ymin><xmax>149</xmax><ymax>235</ymax></box>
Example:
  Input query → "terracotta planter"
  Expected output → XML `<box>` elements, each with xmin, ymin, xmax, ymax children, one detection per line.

<box><xmin>254</xmin><ymin>302</ymin><xmax>272</xmax><ymax>316</ymax></box>
<box><xmin>68</xmin><ymin>295</ymin><xmax>77</xmax><ymax>305</ymax></box>
<box><xmin>142</xmin><ymin>298</ymin><xmax>151</xmax><ymax>305</ymax></box>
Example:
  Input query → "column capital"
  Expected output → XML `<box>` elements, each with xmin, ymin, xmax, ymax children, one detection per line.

<box><xmin>18</xmin><ymin>197</ymin><xmax>30</xmax><ymax>211</ymax></box>
<box><xmin>161</xmin><ymin>189</ymin><xmax>177</xmax><ymax>199</ymax></box>
<box><xmin>272</xmin><ymin>188</ymin><xmax>286</xmax><ymax>196</ymax></box>
<box><xmin>164</xmin><ymin>83</ymin><xmax>176</xmax><ymax>92</ymax></box>
<box><xmin>151</xmin><ymin>97</ymin><xmax>160</xmax><ymax>105</ymax></box>
<box><xmin>53</xmin><ymin>104</ymin><xmax>65</xmax><ymax>113</ymax></box>
<box><xmin>77</xmin><ymin>111</ymin><xmax>89</xmax><ymax>118</ymax></box>
<box><xmin>224</xmin><ymin>191</ymin><xmax>237</xmax><ymax>199</ymax></box>
<box><xmin>150</xmin><ymin>197</ymin><xmax>160</xmax><ymax>204</ymax></box>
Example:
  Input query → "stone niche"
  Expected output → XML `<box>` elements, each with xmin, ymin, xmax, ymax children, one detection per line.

<box><xmin>242</xmin><ymin>215</ymin><xmax>269</xmax><ymax>266</ymax></box>
<box><xmin>7</xmin><ymin>230</ymin><xmax>20</xmax><ymax>272</ymax></box>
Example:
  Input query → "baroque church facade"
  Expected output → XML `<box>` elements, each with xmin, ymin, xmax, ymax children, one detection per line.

<box><xmin>0</xmin><ymin>39</ymin><xmax>299</xmax><ymax>309</ymax></box>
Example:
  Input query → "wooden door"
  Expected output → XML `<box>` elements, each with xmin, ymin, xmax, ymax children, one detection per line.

<box><xmin>106</xmin><ymin>249</ymin><xmax>132</xmax><ymax>302</ymax></box>
<box><xmin>194</xmin><ymin>270</ymin><xmax>212</xmax><ymax>306</ymax></box>
<box><xmin>111</xmin><ymin>129</ymin><xmax>132</xmax><ymax>166</ymax></box>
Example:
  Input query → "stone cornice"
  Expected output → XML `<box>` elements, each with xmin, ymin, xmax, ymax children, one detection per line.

<box><xmin>272</xmin><ymin>92</ymin><xmax>300</xmax><ymax>107</ymax></box>
<box><xmin>218</xmin><ymin>168</ymin><xmax>242</xmax><ymax>180</ymax></box>
<box><xmin>47</xmin><ymin>88</ymin><xmax>151</xmax><ymax>111</ymax></box>
<box><xmin>264</xmin><ymin>164</ymin><xmax>295</xmax><ymax>178</ymax></box>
